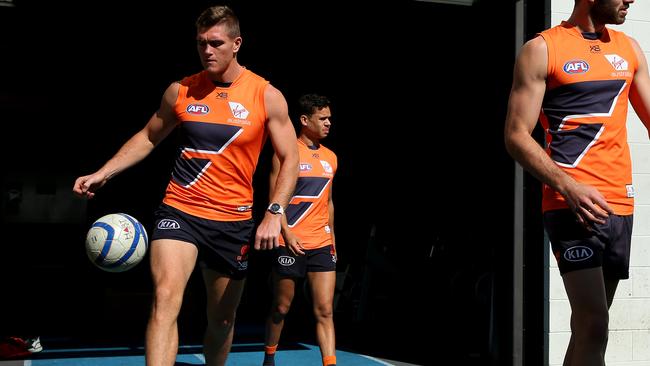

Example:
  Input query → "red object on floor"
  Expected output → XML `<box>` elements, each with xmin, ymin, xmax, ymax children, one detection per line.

<box><xmin>0</xmin><ymin>337</ymin><xmax>32</xmax><ymax>359</ymax></box>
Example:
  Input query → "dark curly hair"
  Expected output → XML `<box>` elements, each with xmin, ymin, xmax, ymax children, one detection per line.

<box><xmin>297</xmin><ymin>94</ymin><xmax>331</xmax><ymax>117</ymax></box>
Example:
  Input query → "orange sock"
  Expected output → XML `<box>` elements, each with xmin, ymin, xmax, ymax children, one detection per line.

<box><xmin>263</xmin><ymin>345</ymin><xmax>277</xmax><ymax>366</ymax></box>
<box><xmin>264</xmin><ymin>344</ymin><xmax>277</xmax><ymax>354</ymax></box>
<box><xmin>323</xmin><ymin>355</ymin><xmax>336</xmax><ymax>366</ymax></box>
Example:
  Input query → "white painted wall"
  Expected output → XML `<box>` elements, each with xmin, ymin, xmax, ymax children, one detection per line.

<box><xmin>549</xmin><ymin>1</ymin><xmax>650</xmax><ymax>365</ymax></box>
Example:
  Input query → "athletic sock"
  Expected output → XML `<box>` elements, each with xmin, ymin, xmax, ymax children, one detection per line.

<box><xmin>323</xmin><ymin>355</ymin><xmax>336</xmax><ymax>366</ymax></box>
<box><xmin>263</xmin><ymin>344</ymin><xmax>277</xmax><ymax>366</ymax></box>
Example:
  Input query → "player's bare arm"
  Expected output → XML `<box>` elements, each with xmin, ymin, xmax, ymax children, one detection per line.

<box><xmin>73</xmin><ymin>82</ymin><xmax>180</xmax><ymax>199</ymax></box>
<box><xmin>629</xmin><ymin>37</ymin><xmax>650</xmax><ymax>130</ymax></box>
<box><xmin>504</xmin><ymin>36</ymin><xmax>611</xmax><ymax>224</ymax></box>
<box><xmin>254</xmin><ymin>85</ymin><xmax>299</xmax><ymax>250</ymax></box>
<box><xmin>269</xmin><ymin>154</ymin><xmax>305</xmax><ymax>256</ymax></box>
<box><xmin>328</xmin><ymin>185</ymin><xmax>336</xmax><ymax>253</ymax></box>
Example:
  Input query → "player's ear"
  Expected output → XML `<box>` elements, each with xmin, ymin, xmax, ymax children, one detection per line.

<box><xmin>232</xmin><ymin>37</ymin><xmax>242</xmax><ymax>53</ymax></box>
<box><xmin>300</xmin><ymin>114</ymin><xmax>309</xmax><ymax>127</ymax></box>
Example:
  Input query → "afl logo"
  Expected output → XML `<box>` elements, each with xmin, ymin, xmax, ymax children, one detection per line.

<box><xmin>278</xmin><ymin>256</ymin><xmax>295</xmax><ymax>266</ymax></box>
<box><xmin>300</xmin><ymin>163</ymin><xmax>312</xmax><ymax>171</ymax></box>
<box><xmin>186</xmin><ymin>104</ymin><xmax>210</xmax><ymax>115</ymax></box>
<box><xmin>157</xmin><ymin>219</ymin><xmax>180</xmax><ymax>230</ymax></box>
<box><xmin>563</xmin><ymin>60</ymin><xmax>590</xmax><ymax>74</ymax></box>
<box><xmin>563</xmin><ymin>246</ymin><xmax>594</xmax><ymax>262</ymax></box>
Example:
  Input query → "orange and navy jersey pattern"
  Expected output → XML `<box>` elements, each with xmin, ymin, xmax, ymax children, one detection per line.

<box><xmin>539</xmin><ymin>22</ymin><xmax>638</xmax><ymax>215</ymax></box>
<box><xmin>163</xmin><ymin>69</ymin><xmax>269</xmax><ymax>221</ymax></box>
<box><xmin>280</xmin><ymin>140</ymin><xmax>337</xmax><ymax>250</ymax></box>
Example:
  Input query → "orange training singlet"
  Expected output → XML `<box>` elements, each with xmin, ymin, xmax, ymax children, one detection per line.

<box><xmin>163</xmin><ymin>69</ymin><xmax>269</xmax><ymax>221</ymax></box>
<box><xmin>280</xmin><ymin>139</ymin><xmax>337</xmax><ymax>250</ymax></box>
<box><xmin>539</xmin><ymin>22</ymin><xmax>638</xmax><ymax>215</ymax></box>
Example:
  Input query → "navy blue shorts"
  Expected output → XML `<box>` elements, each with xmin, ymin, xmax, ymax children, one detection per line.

<box><xmin>151</xmin><ymin>204</ymin><xmax>254</xmax><ymax>280</ymax></box>
<box><xmin>543</xmin><ymin>209</ymin><xmax>632</xmax><ymax>279</ymax></box>
<box><xmin>272</xmin><ymin>244</ymin><xmax>337</xmax><ymax>278</ymax></box>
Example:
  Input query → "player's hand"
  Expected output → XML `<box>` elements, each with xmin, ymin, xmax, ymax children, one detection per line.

<box><xmin>284</xmin><ymin>232</ymin><xmax>305</xmax><ymax>256</ymax></box>
<box><xmin>254</xmin><ymin>212</ymin><xmax>282</xmax><ymax>250</ymax></box>
<box><xmin>563</xmin><ymin>182</ymin><xmax>613</xmax><ymax>226</ymax></box>
<box><xmin>72</xmin><ymin>173</ymin><xmax>108</xmax><ymax>199</ymax></box>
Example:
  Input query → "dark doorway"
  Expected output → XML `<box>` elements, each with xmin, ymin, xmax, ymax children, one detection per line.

<box><xmin>1</xmin><ymin>1</ymin><xmax>518</xmax><ymax>365</ymax></box>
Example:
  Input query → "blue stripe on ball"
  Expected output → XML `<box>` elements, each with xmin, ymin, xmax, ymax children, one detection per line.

<box><xmin>92</xmin><ymin>221</ymin><xmax>115</xmax><ymax>265</ymax></box>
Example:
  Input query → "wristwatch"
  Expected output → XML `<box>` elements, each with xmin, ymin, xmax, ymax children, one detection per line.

<box><xmin>267</xmin><ymin>203</ymin><xmax>284</xmax><ymax>215</ymax></box>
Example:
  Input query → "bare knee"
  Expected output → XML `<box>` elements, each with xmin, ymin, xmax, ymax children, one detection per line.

<box><xmin>574</xmin><ymin>312</ymin><xmax>609</xmax><ymax>345</ymax></box>
<box><xmin>270</xmin><ymin>301</ymin><xmax>292</xmax><ymax>323</ymax></box>
<box><xmin>151</xmin><ymin>285</ymin><xmax>184</xmax><ymax>319</ymax></box>
<box><xmin>206</xmin><ymin>313</ymin><xmax>236</xmax><ymax>334</ymax></box>
<box><xmin>313</xmin><ymin>303</ymin><xmax>333</xmax><ymax>322</ymax></box>
<box><xmin>585</xmin><ymin>316</ymin><xmax>609</xmax><ymax>343</ymax></box>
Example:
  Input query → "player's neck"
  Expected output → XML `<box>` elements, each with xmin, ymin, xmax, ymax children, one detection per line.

<box><xmin>567</xmin><ymin>13</ymin><xmax>606</xmax><ymax>34</ymax></box>
<box><xmin>299</xmin><ymin>134</ymin><xmax>320</xmax><ymax>149</ymax></box>
<box><xmin>209</xmin><ymin>62</ymin><xmax>244</xmax><ymax>84</ymax></box>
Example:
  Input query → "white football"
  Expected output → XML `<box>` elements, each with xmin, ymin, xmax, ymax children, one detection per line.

<box><xmin>85</xmin><ymin>213</ymin><xmax>148</xmax><ymax>272</ymax></box>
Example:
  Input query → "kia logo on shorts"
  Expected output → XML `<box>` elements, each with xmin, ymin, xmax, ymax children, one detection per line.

<box><xmin>563</xmin><ymin>246</ymin><xmax>594</xmax><ymax>262</ymax></box>
<box><xmin>157</xmin><ymin>219</ymin><xmax>180</xmax><ymax>230</ymax></box>
<box><xmin>278</xmin><ymin>256</ymin><xmax>295</xmax><ymax>266</ymax></box>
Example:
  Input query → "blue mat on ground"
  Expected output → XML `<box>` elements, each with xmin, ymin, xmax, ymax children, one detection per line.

<box><xmin>2</xmin><ymin>343</ymin><xmax>394</xmax><ymax>365</ymax></box>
